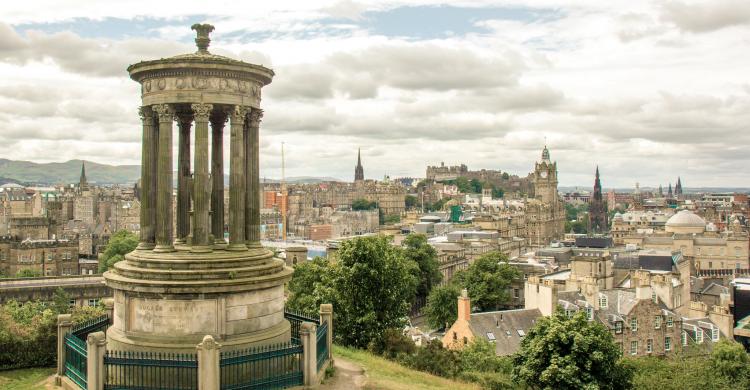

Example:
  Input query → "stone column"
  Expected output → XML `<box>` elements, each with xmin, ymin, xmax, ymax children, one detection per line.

<box><xmin>175</xmin><ymin>110</ymin><xmax>193</xmax><ymax>245</ymax></box>
<box><xmin>228</xmin><ymin>106</ymin><xmax>248</xmax><ymax>251</ymax></box>
<box><xmin>196</xmin><ymin>335</ymin><xmax>221</xmax><ymax>390</ymax></box>
<box><xmin>55</xmin><ymin>314</ymin><xmax>73</xmax><ymax>386</ymax></box>
<box><xmin>301</xmin><ymin>321</ymin><xmax>318</xmax><ymax>387</ymax></box>
<box><xmin>86</xmin><ymin>331</ymin><xmax>106</xmax><ymax>390</ymax></box>
<box><xmin>191</xmin><ymin>103</ymin><xmax>213</xmax><ymax>252</ymax></box>
<box><xmin>210</xmin><ymin>111</ymin><xmax>227</xmax><ymax>245</ymax></box>
<box><xmin>319</xmin><ymin>304</ymin><xmax>333</xmax><ymax>360</ymax></box>
<box><xmin>137</xmin><ymin>106</ymin><xmax>157</xmax><ymax>250</ymax></box>
<box><xmin>152</xmin><ymin>103</ymin><xmax>175</xmax><ymax>252</ymax></box>
<box><xmin>245</xmin><ymin>109</ymin><xmax>262</xmax><ymax>247</ymax></box>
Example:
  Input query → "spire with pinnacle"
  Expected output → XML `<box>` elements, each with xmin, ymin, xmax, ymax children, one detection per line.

<box><xmin>667</xmin><ymin>182</ymin><xmax>673</xmax><ymax>198</ymax></box>
<box><xmin>79</xmin><ymin>161</ymin><xmax>89</xmax><ymax>193</ymax></box>
<box><xmin>675</xmin><ymin>176</ymin><xmax>683</xmax><ymax>196</ymax></box>
<box><xmin>593</xmin><ymin>165</ymin><xmax>602</xmax><ymax>200</ymax></box>
<box><xmin>354</xmin><ymin>148</ymin><xmax>364</xmax><ymax>181</ymax></box>
<box><xmin>541</xmin><ymin>145</ymin><xmax>550</xmax><ymax>162</ymax></box>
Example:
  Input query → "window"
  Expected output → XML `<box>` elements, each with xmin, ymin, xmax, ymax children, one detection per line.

<box><xmin>711</xmin><ymin>328</ymin><xmax>719</xmax><ymax>342</ymax></box>
<box><xmin>453</xmin><ymin>332</ymin><xmax>457</xmax><ymax>341</ymax></box>
<box><xmin>708</xmin><ymin>262</ymin><xmax>713</xmax><ymax>269</ymax></box>
<box><xmin>647</xmin><ymin>339</ymin><xmax>653</xmax><ymax>353</ymax></box>
<box><xmin>667</xmin><ymin>316</ymin><xmax>674</xmax><ymax>328</ymax></box>
<box><xmin>87</xmin><ymin>299</ymin><xmax>99</xmax><ymax>307</ymax></box>
<box><xmin>696</xmin><ymin>329</ymin><xmax>703</xmax><ymax>344</ymax></box>
<box><xmin>599</xmin><ymin>295</ymin><xmax>608</xmax><ymax>309</ymax></box>
<box><xmin>736</xmin><ymin>247</ymin><xmax>741</xmax><ymax>258</ymax></box>
<box><xmin>565</xmin><ymin>309</ymin><xmax>574</xmax><ymax>318</ymax></box>
<box><xmin>486</xmin><ymin>332</ymin><xmax>496</xmax><ymax>341</ymax></box>
<box><xmin>586</xmin><ymin>307</ymin><xmax>593</xmax><ymax>321</ymax></box>
<box><xmin>630</xmin><ymin>341</ymin><xmax>638</xmax><ymax>355</ymax></box>
<box><xmin>615</xmin><ymin>322</ymin><xmax>623</xmax><ymax>334</ymax></box>
<box><xmin>463</xmin><ymin>337</ymin><xmax>468</xmax><ymax>345</ymax></box>
<box><xmin>681</xmin><ymin>331</ymin><xmax>688</xmax><ymax>346</ymax></box>
<box><xmin>517</xmin><ymin>330</ymin><xmax>525</xmax><ymax>337</ymax></box>
<box><xmin>654</xmin><ymin>316</ymin><xmax>662</xmax><ymax>329</ymax></box>
<box><xmin>665</xmin><ymin>337</ymin><xmax>672</xmax><ymax>351</ymax></box>
<box><xmin>68</xmin><ymin>299</ymin><xmax>75</xmax><ymax>308</ymax></box>
<box><xmin>514</xmin><ymin>289</ymin><xmax>520</xmax><ymax>299</ymax></box>
<box><xmin>631</xmin><ymin>317</ymin><xmax>638</xmax><ymax>331</ymax></box>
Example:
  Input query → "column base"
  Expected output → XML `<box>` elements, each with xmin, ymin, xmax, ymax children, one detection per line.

<box><xmin>174</xmin><ymin>238</ymin><xmax>187</xmax><ymax>245</ymax></box>
<box><xmin>136</xmin><ymin>242</ymin><xmax>155</xmax><ymax>250</ymax></box>
<box><xmin>152</xmin><ymin>244</ymin><xmax>176</xmax><ymax>253</ymax></box>
<box><xmin>226</xmin><ymin>243</ymin><xmax>248</xmax><ymax>252</ymax></box>
<box><xmin>246</xmin><ymin>241</ymin><xmax>263</xmax><ymax>248</ymax></box>
<box><xmin>190</xmin><ymin>245</ymin><xmax>214</xmax><ymax>253</ymax></box>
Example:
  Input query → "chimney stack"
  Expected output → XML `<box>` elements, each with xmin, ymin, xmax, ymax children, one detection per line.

<box><xmin>458</xmin><ymin>289</ymin><xmax>471</xmax><ymax>322</ymax></box>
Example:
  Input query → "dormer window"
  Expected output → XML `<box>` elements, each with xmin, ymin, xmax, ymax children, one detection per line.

<box><xmin>599</xmin><ymin>295</ymin><xmax>608</xmax><ymax>309</ymax></box>
<box><xmin>711</xmin><ymin>328</ymin><xmax>719</xmax><ymax>342</ymax></box>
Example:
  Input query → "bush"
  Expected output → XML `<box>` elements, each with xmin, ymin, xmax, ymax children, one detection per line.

<box><xmin>399</xmin><ymin>339</ymin><xmax>461</xmax><ymax>378</ymax></box>
<box><xmin>368</xmin><ymin>328</ymin><xmax>415</xmax><ymax>359</ymax></box>
<box><xmin>0</xmin><ymin>299</ymin><xmax>106</xmax><ymax>370</ymax></box>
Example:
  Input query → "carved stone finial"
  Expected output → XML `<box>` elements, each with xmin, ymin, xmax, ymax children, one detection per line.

<box><xmin>191</xmin><ymin>24</ymin><xmax>215</xmax><ymax>54</ymax></box>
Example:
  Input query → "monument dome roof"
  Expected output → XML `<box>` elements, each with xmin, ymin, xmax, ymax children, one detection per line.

<box><xmin>665</xmin><ymin>210</ymin><xmax>706</xmax><ymax>228</ymax></box>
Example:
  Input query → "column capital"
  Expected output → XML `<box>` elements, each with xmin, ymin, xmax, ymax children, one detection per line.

<box><xmin>152</xmin><ymin>103</ymin><xmax>175</xmax><ymax>123</ymax></box>
<box><xmin>209</xmin><ymin>109</ymin><xmax>228</xmax><ymax>128</ymax></box>
<box><xmin>230</xmin><ymin>105</ymin><xmax>250</xmax><ymax>124</ymax></box>
<box><xmin>248</xmin><ymin>108</ymin><xmax>263</xmax><ymax>127</ymax></box>
<box><xmin>191</xmin><ymin>103</ymin><xmax>213</xmax><ymax>122</ymax></box>
<box><xmin>138</xmin><ymin>106</ymin><xmax>154</xmax><ymax>121</ymax></box>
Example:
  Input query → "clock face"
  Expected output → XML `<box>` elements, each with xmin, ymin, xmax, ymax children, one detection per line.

<box><xmin>540</xmin><ymin>170</ymin><xmax>548</xmax><ymax>178</ymax></box>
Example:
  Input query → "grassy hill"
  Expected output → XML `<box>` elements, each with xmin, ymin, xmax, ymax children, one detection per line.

<box><xmin>0</xmin><ymin>159</ymin><xmax>140</xmax><ymax>185</ymax></box>
<box><xmin>332</xmin><ymin>345</ymin><xmax>480</xmax><ymax>390</ymax></box>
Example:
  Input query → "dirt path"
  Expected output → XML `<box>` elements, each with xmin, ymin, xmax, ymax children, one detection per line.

<box><xmin>320</xmin><ymin>358</ymin><xmax>368</xmax><ymax>389</ymax></box>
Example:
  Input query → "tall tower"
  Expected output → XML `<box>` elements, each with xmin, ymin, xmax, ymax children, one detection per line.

<box><xmin>667</xmin><ymin>182</ymin><xmax>673</xmax><ymax>199</ymax></box>
<box><xmin>674</xmin><ymin>177</ymin><xmax>683</xmax><ymax>199</ymax></box>
<box><xmin>79</xmin><ymin>161</ymin><xmax>89</xmax><ymax>193</ymax></box>
<box><xmin>533</xmin><ymin>145</ymin><xmax>557</xmax><ymax>204</ymax></box>
<box><xmin>354</xmin><ymin>147</ymin><xmax>364</xmax><ymax>182</ymax></box>
<box><xmin>588</xmin><ymin>166</ymin><xmax>608</xmax><ymax>233</ymax></box>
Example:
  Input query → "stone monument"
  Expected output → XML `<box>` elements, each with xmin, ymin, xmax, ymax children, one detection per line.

<box><xmin>103</xmin><ymin>24</ymin><xmax>293</xmax><ymax>353</ymax></box>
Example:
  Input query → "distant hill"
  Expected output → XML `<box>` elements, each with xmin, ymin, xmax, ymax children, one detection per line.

<box><xmin>262</xmin><ymin>176</ymin><xmax>344</xmax><ymax>184</ymax></box>
<box><xmin>0</xmin><ymin>159</ymin><xmax>140</xmax><ymax>185</ymax></box>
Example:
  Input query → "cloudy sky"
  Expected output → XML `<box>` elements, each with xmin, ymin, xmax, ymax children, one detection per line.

<box><xmin>1</xmin><ymin>0</ymin><xmax>749</xmax><ymax>188</ymax></box>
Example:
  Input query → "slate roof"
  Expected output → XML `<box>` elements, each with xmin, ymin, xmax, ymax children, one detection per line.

<box><xmin>468</xmin><ymin>308</ymin><xmax>542</xmax><ymax>356</ymax></box>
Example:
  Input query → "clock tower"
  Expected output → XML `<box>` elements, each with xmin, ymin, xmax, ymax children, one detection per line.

<box><xmin>533</xmin><ymin>145</ymin><xmax>558</xmax><ymax>203</ymax></box>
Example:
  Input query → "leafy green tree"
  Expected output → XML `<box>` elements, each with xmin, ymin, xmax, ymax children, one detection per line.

<box><xmin>491</xmin><ymin>187</ymin><xmax>504</xmax><ymax>198</ymax></box>
<box><xmin>459</xmin><ymin>339</ymin><xmax>515</xmax><ymax>390</ymax></box>
<box><xmin>403</xmin><ymin>234</ymin><xmax>441</xmax><ymax>299</ymax></box>
<box><xmin>329</xmin><ymin>235</ymin><xmax>418</xmax><ymax>348</ymax></box>
<box><xmin>709</xmin><ymin>339</ymin><xmax>750</xmax><ymax>388</ymax></box>
<box><xmin>565</xmin><ymin>220</ymin><xmax>588</xmax><ymax>234</ymax></box>
<box><xmin>51</xmin><ymin>287</ymin><xmax>71</xmax><ymax>314</ymax></box>
<box><xmin>502</xmin><ymin>172</ymin><xmax>510</xmax><ymax>180</ymax></box>
<box><xmin>470</xmin><ymin>179</ymin><xmax>483</xmax><ymax>193</ymax></box>
<box><xmin>400</xmin><ymin>339</ymin><xmax>462</xmax><ymax>378</ymax></box>
<box><xmin>286</xmin><ymin>257</ymin><xmax>332</xmax><ymax>313</ymax></box>
<box><xmin>512</xmin><ymin>310</ymin><xmax>632</xmax><ymax>390</ymax></box>
<box><xmin>405</xmin><ymin>195</ymin><xmax>418</xmax><ymax>209</ymax></box>
<box><xmin>453</xmin><ymin>251</ymin><xmax>521</xmax><ymax>311</ymax></box>
<box><xmin>99</xmin><ymin>230</ymin><xmax>138</xmax><ymax>272</ymax></box>
<box><xmin>351</xmin><ymin>198</ymin><xmax>377</xmax><ymax>211</ymax></box>
<box><xmin>424</xmin><ymin>284</ymin><xmax>460</xmax><ymax>329</ymax></box>
<box><xmin>15</xmin><ymin>269</ymin><xmax>41</xmax><ymax>278</ymax></box>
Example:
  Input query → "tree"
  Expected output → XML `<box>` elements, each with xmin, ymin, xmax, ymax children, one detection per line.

<box><xmin>286</xmin><ymin>257</ymin><xmax>332</xmax><ymax>314</ymax></box>
<box><xmin>52</xmin><ymin>287</ymin><xmax>71</xmax><ymax>314</ymax></box>
<box><xmin>402</xmin><ymin>234</ymin><xmax>441</xmax><ymax>300</ymax></box>
<box><xmin>16</xmin><ymin>269</ymin><xmax>41</xmax><ymax>278</ymax></box>
<box><xmin>709</xmin><ymin>339</ymin><xmax>750</xmax><ymax>388</ymax></box>
<box><xmin>351</xmin><ymin>198</ymin><xmax>377</xmax><ymax>211</ymax></box>
<box><xmin>99</xmin><ymin>230</ymin><xmax>138</xmax><ymax>272</ymax></box>
<box><xmin>469</xmin><ymin>179</ymin><xmax>483</xmax><ymax>193</ymax></box>
<box><xmin>491</xmin><ymin>187</ymin><xmax>504</xmax><ymax>199</ymax></box>
<box><xmin>565</xmin><ymin>220</ymin><xmax>588</xmax><ymax>234</ymax></box>
<box><xmin>329</xmin><ymin>235</ymin><xmax>418</xmax><ymax>348</ymax></box>
<box><xmin>424</xmin><ymin>284</ymin><xmax>460</xmax><ymax>329</ymax></box>
<box><xmin>512</xmin><ymin>310</ymin><xmax>632</xmax><ymax>390</ymax></box>
<box><xmin>502</xmin><ymin>172</ymin><xmax>510</xmax><ymax>180</ymax></box>
<box><xmin>405</xmin><ymin>195</ymin><xmax>418</xmax><ymax>209</ymax></box>
<box><xmin>453</xmin><ymin>251</ymin><xmax>521</xmax><ymax>311</ymax></box>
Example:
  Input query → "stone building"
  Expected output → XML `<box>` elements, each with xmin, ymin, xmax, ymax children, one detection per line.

<box><xmin>0</xmin><ymin>236</ymin><xmax>79</xmax><ymax>277</ymax></box>
<box><xmin>622</xmin><ymin>210</ymin><xmax>749</xmax><ymax>273</ymax></box>
<box><xmin>9</xmin><ymin>216</ymin><xmax>50</xmax><ymax>240</ymax></box>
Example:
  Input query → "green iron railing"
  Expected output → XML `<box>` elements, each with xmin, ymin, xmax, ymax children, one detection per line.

<box><xmin>316</xmin><ymin>321</ymin><xmax>328</xmax><ymax>372</ymax></box>
<box><xmin>103</xmin><ymin>350</ymin><xmax>198</xmax><ymax>390</ymax></box>
<box><xmin>72</xmin><ymin>314</ymin><xmax>111</xmax><ymax>340</ymax></box>
<box><xmin>219</xmin><ymin>343</ymin><xmax>304</xmax><ymax>390</ymax></box>
<box><xmin>284</xmin><ymin>309</ymin><xmax>319</xmax><ymax>345</ymax></box>
<box><xmin>64</xmin><ymin>333</ymin><xmax>87</xmax><ymax>390</ymax></box>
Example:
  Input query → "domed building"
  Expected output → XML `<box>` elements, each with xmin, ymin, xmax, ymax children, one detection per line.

<box><xmin>665</xmin><ymin>210</ymin><xmax>706</xmax><ymax>234</ymax></box>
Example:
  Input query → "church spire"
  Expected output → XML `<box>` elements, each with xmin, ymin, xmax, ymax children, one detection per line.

<box><xmin>79</xmin><ymin>161</ymin><xmax>89</xmax><ymax>192</ymax></box>
<box><xmin>354</xmin><ymin>148</ymin><xmax>364</xmax><ymax>181</ymax></box>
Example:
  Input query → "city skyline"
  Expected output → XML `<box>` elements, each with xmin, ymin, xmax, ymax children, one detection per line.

<box><xmin>0</xmin><ymin>1</ymin><xmax>748</xmax><ymax>187</ymax></box>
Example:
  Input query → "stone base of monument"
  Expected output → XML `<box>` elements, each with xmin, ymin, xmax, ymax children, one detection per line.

<box><xmin>103</xmin><ymin>246</ymin><xmax>294</xmax><ymax>354</ymax></box>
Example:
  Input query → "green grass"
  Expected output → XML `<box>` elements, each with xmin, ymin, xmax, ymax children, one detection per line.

<box><xmin>0</xmin><ymin>367</ymin><xmax>55</xmax><ymax>390</ymax></box>
<box><xmin>333</xmin><ymin>345</ymin><xmax>480</xmax><ymax>390</ymax></box>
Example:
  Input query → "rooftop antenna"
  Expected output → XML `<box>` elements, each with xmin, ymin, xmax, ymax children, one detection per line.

<box><xmin>281</xmin><ymin>142</ymin><xmax>287</xmax><ymax>242</ymax></box>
